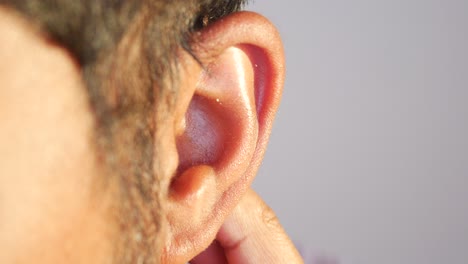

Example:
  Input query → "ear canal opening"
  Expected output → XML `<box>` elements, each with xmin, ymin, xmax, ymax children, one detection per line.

<box><xmin>172</xmin><ymin>46</ymin><xmax>260</xmax><ymax>194</ymax></box>
<box><xmin>173</xmin><ymin>95</ymin><xmax>227</xmax><ymax>181</ymax></box>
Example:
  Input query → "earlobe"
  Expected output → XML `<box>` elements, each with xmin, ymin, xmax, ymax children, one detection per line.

<box><xmin>162</xmin><ymin>11</ymin><xmax>284</xmax><ymax>263</ymax></box>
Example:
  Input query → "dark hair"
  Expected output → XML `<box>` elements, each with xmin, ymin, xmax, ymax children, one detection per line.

<box><xmin>0</xmin><ymin>0</ymin><xmax>247</xmax><ymax>262</ymax></box>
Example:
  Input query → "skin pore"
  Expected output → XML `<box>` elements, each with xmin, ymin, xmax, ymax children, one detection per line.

<box><xmin>0</xmin><ymin>2</ymin><xmax>304</xmax><ymax>264</ymax></box>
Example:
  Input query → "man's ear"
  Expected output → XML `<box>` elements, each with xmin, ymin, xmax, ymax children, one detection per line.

<box><xmin>162</xmin><ymin>11</ymin><xmax>284</xmax><ymax>263</ymax></box>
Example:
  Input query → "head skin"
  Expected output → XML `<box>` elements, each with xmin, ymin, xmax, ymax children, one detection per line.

<box><xmin>0</xmin><ymin>1</ymin><xmax>285</xmax><ymax>263</ymax></box>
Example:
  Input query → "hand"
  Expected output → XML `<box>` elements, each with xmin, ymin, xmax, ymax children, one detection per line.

<box><xmin>190</xmin><ymin>189</ymin><xmax>304</xmax><ymax>264</ymax></box>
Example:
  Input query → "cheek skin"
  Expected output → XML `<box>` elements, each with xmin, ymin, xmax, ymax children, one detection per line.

<box><xmin>0</xmin><ymin>9</ymin><xmax>116</xmax><ymax>264</ymax></box>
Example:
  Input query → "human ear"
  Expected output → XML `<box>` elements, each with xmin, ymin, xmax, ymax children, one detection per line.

<box><xmin>162</xmin><ymin>11</ymin><xmax>284</xmax><ymax>264</ymax></box>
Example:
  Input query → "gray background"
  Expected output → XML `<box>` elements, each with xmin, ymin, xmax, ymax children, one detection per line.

<box><xmin>248</xmin><ymin>1</ymin><xmax>468</xmax><ymax>264</ymax></box>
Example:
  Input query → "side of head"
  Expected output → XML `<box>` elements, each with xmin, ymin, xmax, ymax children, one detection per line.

<box><xmin>0</xmin><ymin>1</ymin><xmax>284</xmax><ymax>263</ymax></box>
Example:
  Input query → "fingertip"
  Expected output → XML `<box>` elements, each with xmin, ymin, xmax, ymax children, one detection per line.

<box><xmin>216</xmin><ymin>189</ymin><xmax>304</xmax><ymax>264</ymax></box>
